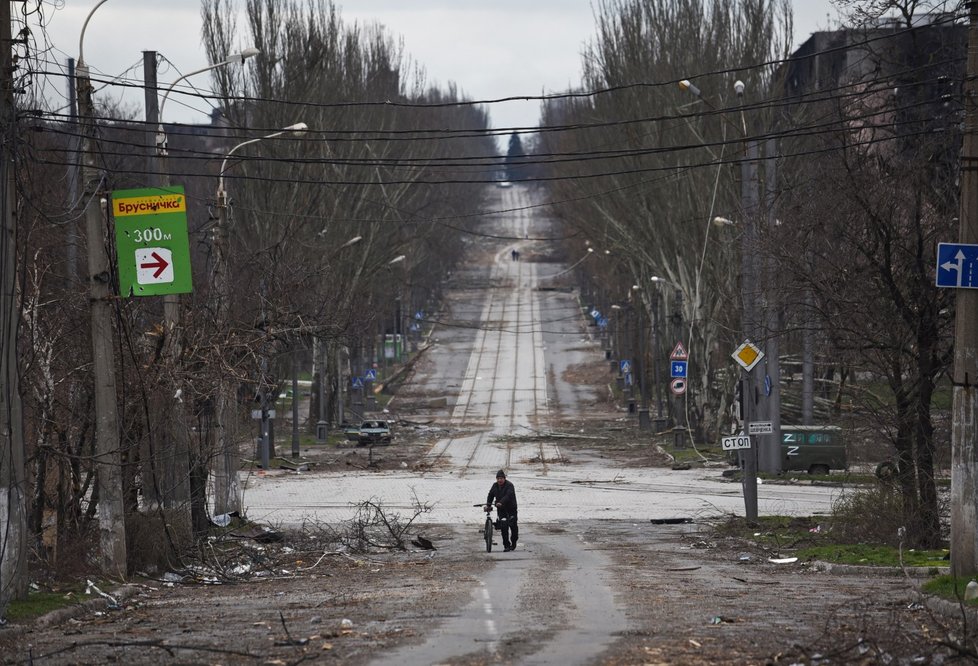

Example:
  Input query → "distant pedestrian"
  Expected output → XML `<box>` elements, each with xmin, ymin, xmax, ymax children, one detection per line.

<box><xmin>511</xmin><ymin>249</ymin><xmax>518</xmax><ymax>261</ymax></box>
<box><xmin>485</xmin><ymin>469</ymin><xmax>518</xmax><ymax>551</ymax></box>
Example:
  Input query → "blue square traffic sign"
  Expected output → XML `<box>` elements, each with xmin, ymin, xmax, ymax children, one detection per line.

<box><xmin>671</xmin><ymin>361</ymin><xmax>687</xmax><ymax>378</ymax></box>
<box><xmin>937</xmin><ymin>243</ymin><xmax>978</xmax><ymax>288</ymax></box>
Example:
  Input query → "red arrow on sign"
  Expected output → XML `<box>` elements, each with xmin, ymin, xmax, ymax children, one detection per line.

<box><xmin>140</xmin><ymin>251</ymin><xmax>169</xmax><ymax>278</ymax></box>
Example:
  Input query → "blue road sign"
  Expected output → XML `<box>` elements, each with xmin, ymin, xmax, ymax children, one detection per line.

<box><xmin>937</xmin><ymin>242</ymin><xmax>978</xmax><ymax>288</ymax></box>
<box><xmin>619</xmin><ymin>360</ymin><xmax>631</xmax><ymax>374</ymax></box>
<box><xmin>671</xmin><ymin>360</ymin><xmax>688</xmax><ymax>378</ymax></box>
<box><xmin>351</xmin><ymin>377</ymin><xmax>363</xmax><ymax>388</ymax></box>
<box><xmin>365</xmin><ymin>369</ymin><xmax>377</xmax><ymax>380</ymax></box>
<box><xmin>625</xmin><ymin>372</ymin><xmax>633</xmax><ymax>386</ymax></box>
<box><xmin>597</xmin><ymin>317</ymin><xmax>608</xmax><ymax>329</ymax></box>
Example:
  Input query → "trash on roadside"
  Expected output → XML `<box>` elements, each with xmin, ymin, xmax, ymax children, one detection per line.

<box><xmin>211</xmin><ymin>513</ymin><xmax>232</xmax><ymax>527</ymax></box>
<box><xmin>768</xmin><ymin>557</ymin><xmax>798</xmax><ymax>564</ymax></box>
<box><xmin>738</xmin><ymin>553</ymin><xmax>751</xmax><ymax>562</ymax></box>
<box><xmin>85</xmin><ymin>579</ymin><xmax>120</xmax><ymax>610</ymax></box>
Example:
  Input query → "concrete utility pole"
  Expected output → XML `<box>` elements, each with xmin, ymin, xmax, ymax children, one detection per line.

<box><xmin>139</xmin><ymin>51</ymin><xmax>163</xmax><ymax>509</ymax></box>
<box><xmin>211</xmin><ymin>174</ymin><xmax>240</xmax><ymax>513</ymax></box>
<box><xmin>0</xmin><ymin>0</ymin><xmax>28</xmax><ymax>612</ymax></box>
<box><xmin>76</xmin><ymin>3</ymin><xmax>127</xmax><ymax>576</ymax></box>
<box><xmin>950</xmin><ymin>0</ymin><xmax>978</xmax><ymax>578</ymax></box>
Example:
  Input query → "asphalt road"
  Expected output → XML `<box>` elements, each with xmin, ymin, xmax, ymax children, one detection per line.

<box><xmin>243</xmin><ymin>183</ymin><xmax>844</xmax><ymax>665</ymax></box>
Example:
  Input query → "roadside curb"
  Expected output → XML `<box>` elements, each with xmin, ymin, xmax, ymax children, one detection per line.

<box><xmin>913</xmin><ymin>591</ymin><xmax>978</xmax><ymax>624</ymax></box>
<box><xmin>1</xmin><ymin>583</ymin><xmax>143</xmax><ymax>640</ymax></box>
<box><xmin>811</xmin><ymin>560</ymin><xmax>949</xmax><ymax>577</ymax></box>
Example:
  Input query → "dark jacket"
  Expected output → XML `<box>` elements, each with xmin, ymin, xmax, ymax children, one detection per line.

<box><xmin>487</xmin><ymin>479</ymin><xmax>517</xmax><ymax>516</ymax></box>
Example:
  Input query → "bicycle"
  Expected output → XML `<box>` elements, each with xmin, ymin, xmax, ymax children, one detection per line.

<box><xmin>473</xmin><ymin>503</ymin><xmax>509</xmax><ymax>552</ymax></box>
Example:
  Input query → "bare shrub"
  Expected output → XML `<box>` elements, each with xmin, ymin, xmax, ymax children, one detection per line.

<box><xmin>829</xmin><ymin>484</ymin><xmax>906</xmax><ymax>547</ymax></box>
<box><xmin>342</xmin><ymin>498</ymin><xmax>432</xmax><ymax>553</ymax></box>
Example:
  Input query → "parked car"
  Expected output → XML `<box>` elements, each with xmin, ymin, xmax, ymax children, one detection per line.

<box><xmin>780</xmin><ymin>425</ymin><xmax>846</xmax><ymax>475</ymax></box>
<box><xmin>357</xmin><ymin>420</ymin><xmax>392</xmax><ymax>446</ymax></box>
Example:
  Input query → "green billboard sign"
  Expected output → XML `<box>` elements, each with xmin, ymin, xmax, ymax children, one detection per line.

<box><xmin>111</xmin><ymin>186</ymin><xmax>193</xmax><ymax>297</ymax></box>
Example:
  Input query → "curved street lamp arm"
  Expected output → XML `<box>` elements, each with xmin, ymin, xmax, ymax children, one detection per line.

<box><xmin>157</xmin><ymin>47</ymin><xmax>260</xmax><ymax>154</ymax></box>
<box><xmin>78</xmin><ymin>0</ymin><xmax>110</xmax><ymax>66</ymax></box>
<box><xmin>217</xmin><ymin>122</ymin><xmax>308</xmax><ymax>195</ymax></box>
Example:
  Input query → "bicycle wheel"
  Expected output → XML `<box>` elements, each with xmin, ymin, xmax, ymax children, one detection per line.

<box><xmin>484</xmin><ymin>516</ymin><xmax>493</xmax><ymax>552</ymax></box>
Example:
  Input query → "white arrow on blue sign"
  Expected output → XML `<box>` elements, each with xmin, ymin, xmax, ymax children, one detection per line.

<box><xmin>671</xmin><ymin>360</ymin><xmax>688</xmax><ymax>378</ymax></box>
<box><xmin>620</xmin><ymin>360</ymin><xmax>631</xmax><ymax>374</ymax></box>
<box><xmin>937</xmin><ymin>242</ymin><xmax>978</xmax><ymax>288</ymax></box>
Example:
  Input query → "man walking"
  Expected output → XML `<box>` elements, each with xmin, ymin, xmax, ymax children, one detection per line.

<box><xmin>485</xmin><ymin>469</ymin><xmax>518</xmax><ymax>551</ymax></box>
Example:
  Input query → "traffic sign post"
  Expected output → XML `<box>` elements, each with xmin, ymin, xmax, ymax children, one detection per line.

<box><xmin>671</xmin><ymin>360</ymin><xmax>687</xmax><ymax>378</ymax></box>
<box><xmin>112</xmin><ymin>186</ymin><xmax>193</xmax><ymax>297</ymax></box>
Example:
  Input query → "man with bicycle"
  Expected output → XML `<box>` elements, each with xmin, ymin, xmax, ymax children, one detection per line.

<box><xmin>485</xmin><ymin>469</ymin><xmax>518</xmax><ymax>551</ymax></box>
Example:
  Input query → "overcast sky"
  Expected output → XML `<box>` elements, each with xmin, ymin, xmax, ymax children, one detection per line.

<box><xmin>40</xmin><ymin>0</ymin><xmax>842</xmax><ymax>132</ymax></box>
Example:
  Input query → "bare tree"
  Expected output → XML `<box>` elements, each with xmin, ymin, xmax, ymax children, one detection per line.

<box><xmin>540</xmin><ymin>0</ymin><xmax>793</xmax><ymax>441</ymax></box>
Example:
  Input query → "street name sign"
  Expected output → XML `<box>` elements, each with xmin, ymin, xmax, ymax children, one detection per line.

<box><xmin>937</xmin><ymin>242</ymin><xmax>978</xmax><ymax>289</ymax></box>
<box><xmin>721</xmin><ymin>435</ymin><xmax>752</xmax><ymax>451</ymax></box>
<box><xmin>748</xmin><ymin>421</ymin><xmax>773</xmax><ymax>435</ymax></box>
<box><xmin>112</xmin><ymin>186</ymin><xmax>193</xmax><ymax>297</ymax></box>
<box><xmin>732</xmin><ymin>340</ymin><xmax>764</xmax><ymax>372</ymax></box>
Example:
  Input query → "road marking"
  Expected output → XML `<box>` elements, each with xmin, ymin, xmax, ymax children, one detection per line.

<box><xmin>480</xmin><ymin>583</ymin><xmax>499</xmax><ymax>653</ymax></box>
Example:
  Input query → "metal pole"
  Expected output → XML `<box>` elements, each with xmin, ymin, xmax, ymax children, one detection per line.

<box><xmin>950</xmin><ymin>0</ymin><xmax>978</xmax><ymax>578</ymax></box>
<box><xmin>77</xmin><ymin>54</ymin><xmax>127</xmax><ymax>575</ymax></box>
<box><xmin>637</xmin><ymin>300</ymin><xmax>649</xmax><ymax>427</ymax></box>
<box><xmin>760</xmin><ymin>137</ymin><xmax>782</xmax><ymax>474</ymax></box>
<box><xmin>291</xmin><ymin>347</ymin><xmax>300</xmax><ymax>459</ymax></box>
<box><xmin>741</xmin><ymin>139</ymin><xmax>760</xmax><ymax>522</ymax></box>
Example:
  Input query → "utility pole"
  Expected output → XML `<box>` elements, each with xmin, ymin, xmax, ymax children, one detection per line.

<box><xmin>741</xmin><ymin>139</ymin><xmax>760</xmax><ymax>522</ymax></box>
<box><xmin>66</xmin><ymin>57</ymin><xmax>78</xmax><ymax>284</ymax></box>
<box><xmin>0</xmin><ymin>0</ymin><xmax>28</xmax><ymax>612</ymax></box>
<box><xmin>211</xmin><ymin>177</ymin><xmax>240</xmax><ymax>514</ymax></box>
<box><xmin>77</xmin><ymin>24</ymin><xmax>127</xmax><ymax>576</ymax></box>
<box><xmin>950</xmin><ymin>0</ymin><xmax>978</xmax><ymax>578</ymax></box>
<box><xmin>760</xmin><ymin>136</ymin><xmax>782</xmax><ymax>474</ymax></box>
<box><xmin>139</xmin><ymin>51</ymin><xmax>162</xmax><ymax>509</ymax></box>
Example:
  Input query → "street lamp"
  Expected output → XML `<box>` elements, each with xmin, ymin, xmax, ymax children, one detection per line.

<box><xmin>680</xmin><ymin>77</ymin><xmax>787</xmax><ymax>520</ymax></box>
<box><xmin>217</xmin><ymin>122</ymin><xmax>308</xmax><ymax>195</ymax></box>
<box><xmin>156</xmin><ymin>47</ymin><xmax>260</xmax><ymax>155</ymax></box>
<box><xmin>211</xmin><ymin>122</ymin><xmax>308</xmax><ymax>506</ymax></box>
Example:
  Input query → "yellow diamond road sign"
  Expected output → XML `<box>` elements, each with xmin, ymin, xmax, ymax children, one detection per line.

<box><xmin>732</xmin><ymin>340</ymin><xmax>764</xmax><ymax>372</ymax></box>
